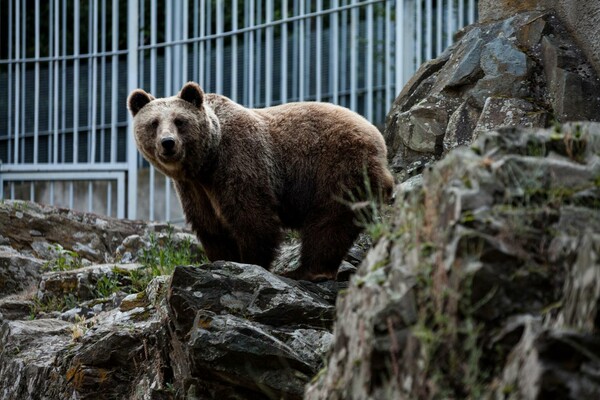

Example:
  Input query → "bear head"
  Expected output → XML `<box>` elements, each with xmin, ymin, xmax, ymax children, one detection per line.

<box><xmin>127</xmin><ymin>82</ymin><xmax>220</xmax><ymax>180</ymax></box>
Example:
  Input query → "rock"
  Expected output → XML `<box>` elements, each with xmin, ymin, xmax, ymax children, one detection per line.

<box><xmin>0</xmin><ymin>248</ymin><xmax>44</xmax><ymax>296</ymax></box>
<box><xmin>496</xmin><ymin>319</ymin><xmax>600</xmax><ymax>399</ymax></box>
<box><xmin>473</xmin><ymin>97</ymin><xmax>548</xmax><ymax>134</ymax></box>
<box><xmin>0</xmin><ymin>201</ymin><xmax>148</xmax><ymax>263</ymax></box>
<box><xmin>38</xmin><ymin>263</ymin><xmax>145</xmax><ymax>304</ymax></box>
<box><xmin>542</xmin><ymin>35</ymin><xmax>600</xmax><ymax>122</ymax></box>
<box><xmin>168</xmin><ymin>263</ymin><xmax>335</xmax><ymax>399</ymax></box>
<box><xmin>0</xmin><ymin>297</ymin><xmax>33</xmax><ymax>320</ymax></box>
<box><xmin>0</xmin><ymin>275</ymin><xmax>173</xmax><ymax>400</ymax></box>
<box><xmin>384</xmin><ymin>10</ymin><xmax>600</xmax><ymax>180</ymax></box>
<box><xmin>308</xmin><ymin>123</ymin><xmax>600</xmax><ymax>398</ymax></box>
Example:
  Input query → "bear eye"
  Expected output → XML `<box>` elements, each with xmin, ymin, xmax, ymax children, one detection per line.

<box><xmin>174</xmin><ymin>118</ymin><xmax>185</xmax><ymax>128</ymax></box>
<box><xmin>150</xmin><ymin>119</ymin><xmax>159</xmax><ymax>129</ymax></box>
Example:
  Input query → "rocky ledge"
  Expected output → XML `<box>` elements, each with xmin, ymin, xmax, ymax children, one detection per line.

<box><xmin>0</xmin><ymin>201</ymin><xmax>353</xmax><ymax>399</ymax></box>
<box><xmin>308</xmin><ymin>122</ymin><xmax>600</xmax><ymax>399</ymax></box>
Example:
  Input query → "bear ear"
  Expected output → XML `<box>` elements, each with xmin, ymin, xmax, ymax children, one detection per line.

<box><xmin>179</xmin><ymin>82</ymin><xmax>204</xmax><ymax>109</ymax></box>
<box><xmin>128</xmin><ymin>89</ymin><xmax>154</xmax><ymax>117</ymax></box>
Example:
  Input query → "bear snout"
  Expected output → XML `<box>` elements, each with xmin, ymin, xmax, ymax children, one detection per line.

<box><xmin>161</xmin><ymin>137</ymin><xmax>176</xmax><ymax>153</ymax></box>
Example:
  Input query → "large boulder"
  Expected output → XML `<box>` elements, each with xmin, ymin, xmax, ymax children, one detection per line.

<box><xmin>385</xmin><ymin>10</ymin><xmax>600</xmax><ymax>180</ymax></box>
<box><xmin>307</xmin><ymin>123</ymin><xmax>600</xmax><ymax>399</ymax></box>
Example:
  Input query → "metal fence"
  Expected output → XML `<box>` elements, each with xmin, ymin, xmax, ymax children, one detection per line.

<box><xmin>0</xmin><ymin>0</ymin><xmax>478</xmax><ymax>222</ymax></box>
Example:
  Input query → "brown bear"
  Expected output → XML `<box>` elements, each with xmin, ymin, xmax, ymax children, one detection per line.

<box><xmin>128</xmin><ymin>82</ymin><xmax>393</xmax><ymax>281</ymax></box>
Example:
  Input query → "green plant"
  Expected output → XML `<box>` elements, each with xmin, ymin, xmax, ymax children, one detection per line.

<box><xmin>139</xmin><ymin>225</ymin><xmax>200</xmax><ymax>282</ymax></box>
<box><xmin>29</xmin><ymin>293</ymin><xmax>79</xmax><ymax>318</ymax></box>
<box><xmin>95</xmin><ymin>275</ymin><xmax>122</xmax><ymax>298</ymax></box>
<box><xmin>44</xmin><ymin>244</ymin><xmax>83</xmax><ymax>272</ymax></box>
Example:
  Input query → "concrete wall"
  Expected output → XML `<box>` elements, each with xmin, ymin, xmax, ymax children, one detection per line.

<box><xmin>479</xmin><ymin>0</ymin><xmax>600</xmax><ymax>75</ymax></box>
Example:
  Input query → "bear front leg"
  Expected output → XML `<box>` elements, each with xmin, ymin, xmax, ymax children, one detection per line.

<box><xmin>196</xmin><ymin>230</ymin><xmax>241</xmax><ymax>263</ymax></box>
<box><xmin>220</xmin><ymin>196</ymin><xmax>283</xmax><ymax>269</ymax></box>
<box><xmin>293</xmin><ymin>209</ymin><xmax>363</xmax><ymax>281</ymax></box>
<box><xmin>174</xmin><ymin>181</ymin><xmax>241</xmax><ymax>263</ymax></box>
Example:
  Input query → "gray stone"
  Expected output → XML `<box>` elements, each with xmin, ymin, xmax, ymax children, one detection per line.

<box><xmin>444</xmin><ymin>99</ymin><xmax>481</xmax><ymax>152</ymax></box>
<box><xmin>168</xmin><ymin>263</ymin><xmax>335</xmax><ymax>399</ymax></box>
<box><xmin>543</xmin><ymin>36</ymin><xmax>600</xmax><ymax>121</ymax></box>
<box><xmin>38</xmin><ymin>263</ymin><xmax>144</xmax><ymax>303</ymax></box>
<box><xmin>0</xmin><ymin>250</ymin><xmax>44</xmax><ymax>296</ymax></box>
<box><xmin>445</xmin><ymin>37</ymin><xmax>485</xmax><ymax>88</ymax></box>
<box><xmin>309</xmin><ymin>124</ymin><xmax>600</xmax><ymax>398</ymax></box>
<box><xmin>470</xmin><ymin>37</ymin><xmax>532</xmax><ymax>106</ymax></box>
<box><xmin>474</xmin><ymin>97</ymin><xmax>548</xmax><ymax>134</ymax></box>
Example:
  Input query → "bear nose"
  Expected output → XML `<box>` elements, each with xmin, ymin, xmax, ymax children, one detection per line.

<box><xmin>161</xmin><ymin>137</ymin><xmax>176</xmax><ymax>152</ymax></box>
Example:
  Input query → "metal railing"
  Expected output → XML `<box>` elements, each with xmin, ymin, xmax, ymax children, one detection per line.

<box><xmin>0</xmin><ymin>0</ymin><xmax>478</xmax><ymax>222</ymax></box>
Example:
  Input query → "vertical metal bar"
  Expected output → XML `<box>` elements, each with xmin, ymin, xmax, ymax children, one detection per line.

<box><xmin>426</xmin><ymin>0</ymin><xmax>432</xmax><ymax>61</ymax></box>
<box><xmin>61</xmin><ymin>0</ymin><xmax>67</xmax><ymax>164</ymax></box>
<box><xmin>165</xmin><ymin>0</ymin><xmax>173</xmax><ymax>220</ymax></box>
<box><xmin>447</xmin><ymin>0</ymin><xmax>454</xmax><ymax>48</ymax></box>
<box><xmin>69</xmin><ymin>181</ymin><xmax>74</xmax><ymax>209</ymax></box>
<box><xmin>216</xmin><ymin>0</ymin><xmax>224</xmax><ymax>93</ymax></box>
<box><xmin>304</xmin><ymin>0</ymin><xmax>311</xmax><ymax>101</ymax></box>
<box><xmin>117</xmin><ymin>174</ymin><xmax>125</xmax><ymax>219</ymax></box>
<box><xmin>30</xmin><ymin>182</ymin><xmax>34</xmax><ymax>202</ymax></box>
<box><xmin>248</xmin><ymin>0</ymin><xmax>255</xmax><ymax>107</ymax></box>
<box><xmin>73</xmin><ymin>0</ymin><xmax>80</xmax><ymax>163</ymax></box>
<box><xmin>331</xmin><ymin>0</ymin><xmax>339</xmax><ymax>104</ymax></box>
<box><xmin>10</xmin><ymin>183</ymin><xmax>15</xmax><ymax>200</ymax></box>
<box><xmin>366</xmin><ymin>2</ymin><xmax>374</xmax><ymax>121</ymax></box>
<box><xmin>280</xmin><ymin>0</ymin><xmax>287</xmax><ymax>103</ymax></box>
<box><xmin>416</xmin><ymin>0</ymin><xmax>422</xmax><ymax>67</ymax></box>
<box><xmin>14</xmin><ymin>0</ymin><xmax>20</xmax><ymax>164</ymax></box>
<box><xmin>53</xmin><ymin>0</ymin><xmax>60</xmax><ymax>164</ymax></box>
<box><xmin>459</xmin><ymin>0</ymin><xmax>464</xmax><ymax>29</ymax></box>
<box><xmin>265</xmin><ymin>0</ymin><xmax>273</xmax><ymax>106</ymax></box>
<box><xmin>100</xmin><ymin>0</ymin><xmax>107</xmax><ymax>163</ymax></box>
<box><xmin>166</xmin><ymin>178</ymin><xmax>171</xmax><ymax>221</ymax></box>
<box><xmin>149</xmin><ymin>167</ymin><xmax>155</xmax><ymax>220</ymax></box>
<box><xmin>127</xmin><ymin>0</ymin><xmax>140</xmax><ymax>219</ymax></box>
<box><xmin>193</xmin><ymin>0</ymin><xmax>199</xmax><ymax>81</ymax></box>
<box><xmin>315</xmin><ymin>0</ymin><xmax>322</xmax><ymax>102</ymax></box>
<box><xmin>90</xmin><ymin>0</ymin><xmax>99</xmax><ymax>164</ymax></box>
<box><xmin>88</xmin><ymin>181</ymin><xmax>93</xmax><ymax>212</ymax></box>
<box><xmin>34</xmin><ymin>0</ymin><xmax>40</xmax><ymax>164</ymax></box>
<box><xmin>395</xmin><ymin>0</ymin><xmax>405</xmax><ymax>94</ymax></box>
<box><xmin>255</xmin><ymin>0</ymin><xmax>262</xmax><ymax>106</ymax></box>
<box><xmin>182</xmin><ymin>0</ymin><xmax>189</xmax><ymax>83</ymax></box>
<box><xmin>49</xmin><ymin>182</ymin><xmax>54</xmax><ymax>205</ymax></box>
<box><xmin>291</xmin><ymin>0</ymin><xmax>297</xmax><ymax>101</ymax></box>
<box><xmin>340</xmin><ymin>0</ymin><xmax>347</xmax><ymax>106</ymax></box>
<box><xmin>350</xmin><ymin>0</ymin><xmax>358</xmax><ymax>111</ymax></box>
<box><xmin>166</xmin><ymin>0</ymin><xmax>172</xmax><ymax>94</ymax></box>
<box><xmin>385</xmin><ymin>0</ymin><xmax>392</xmax><ymax>113</ymax></box>
<box><xmin>231</xmin><ymin>0</ymin><xmax>238</xmax><ymax>101</ymax></box>
<box><xmin>111</xmin><ymin>0</ymin><xmax>118</xmax><ymax>163</ymax></box>
<box><xmin>298</xmin><ymin>0</ymin><xmax>305</xmax><ymax>101</ymax></box>
<box><xmin>20</xmin><ymin>0</ymin><xmax>26</xmax><ymax>164</ymax></box>
<box><xmin>7</xmin><ymin>0</ymin><xmax>12</xmax><ymax>165</ymax></box>
<box><xmin>205</xmin><ymin>0</ymin><xmax>212</xmax><ymax>91</ymax></box>
<box><xmin>436</xmin><ymin>0</ymin><xmax>442</xmax><ymax>55</ymax></box>
<box><xmin>150</xmin><ymin>0</ymin><xmax>157</xmax><ymax>221</ymax></box>
<box><xmin>199</xmin><ymin>0</ymin><xmax>205</xmax><ymax>86</ymax></box>
<box><xmin>468</xmin><ymin>0</ymin><xmax>475</xmax><ymax>25</ymax></box>
<box><xmin>107</xmin><ymin>180</ymin><xmax>112</xmax><ymax>216</ymax></box>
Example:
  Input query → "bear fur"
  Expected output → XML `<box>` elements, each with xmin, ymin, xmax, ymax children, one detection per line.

<box><xmin>128</xmin><ymin>82</ymin><xmax>394</xmax><ymax>281</ymax></box>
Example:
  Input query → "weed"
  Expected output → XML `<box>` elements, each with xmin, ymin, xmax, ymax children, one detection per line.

<box><xmin>95</xmin><ymin>275</ymin><xmax>122</xmax><ymax>298</ymax></box>
<box><xmin>134</xmin><ymin>225</ymin><xmax>202</xmax><ymax>290</ymax></box>
<box><xmin>44</xmin><ymin>244</ymin><xmax>83</xmax><ymax>272</ymax></box>
<box><xmin>30</xmin><ymin>293</ymin><xmax>79</xmax><ymax>317</ymax></box>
